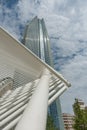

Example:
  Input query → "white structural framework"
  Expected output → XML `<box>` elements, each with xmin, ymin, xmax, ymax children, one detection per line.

<box><xmin>0</xmin><ymin>27</ymin><xmax>71</xmax><ymax>130</ymax></box>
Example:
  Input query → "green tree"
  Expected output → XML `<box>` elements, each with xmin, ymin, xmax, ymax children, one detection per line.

<box><xmin>73</xmin><ymin>99</ymin><xmax>87</xmax><ymax>130</ymax></box>
<box><xmin>46</xmin><ymin>114</ymin><xmax>58</xmax><ymax>130</ymax></box>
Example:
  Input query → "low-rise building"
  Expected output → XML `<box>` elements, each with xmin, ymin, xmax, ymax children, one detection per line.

<box><xmin>63</xmin><ymin>113</ymin><xmax>74</xmax><ymax>130</ymax></box>
<box><xmin>77</xmin><ymin>99</ymin><xmax>85</xmax><ymax>110</ymax></box>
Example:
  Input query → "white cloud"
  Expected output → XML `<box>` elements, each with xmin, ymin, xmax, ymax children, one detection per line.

<box><xmin>59</xmin><ymin>51</ymin><xmax>87</xmax><ymax>113</ymax></box>
<box><xmin>0</xmin><ymin>3</ymin><xmax>22</xmax><ymax>39</ymax></box>
<box><xmin>17</xmin><ymin>0</ymin><xmax>35</xmax><ymax>22</ymax></box>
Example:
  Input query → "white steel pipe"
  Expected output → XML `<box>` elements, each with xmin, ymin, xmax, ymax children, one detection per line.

<box><xmin>49</xmin><ymin>84</ymin><xmax>64</xmax><ymax>98</ymax></box>
<box><xmin>0</xmin><ymin>95</ymin><xmax>30</xmax><ymax>112</ymax></box>
<box><xmin>0</xmin><ymin>99</ymin><xmax>28</xmax><ymax>120</ymax></box>
<box><xmin>49</xmin><ymin>79</ymin><xmax>59</xmax><ymax>86</ymax></box>
<box><xmin>0</xmin><ymin>104</ymin><xmax>27</xmax><ymax>127</ymax></box>
<box><xmin>48</xmin><ymin>86</ymin><xmax>67</xmax><ymax>105</ymax></box>
<box><xmin>3</xmin><ymin>116</ymin><xmax>21</xmax><ymax>130</ymax></box>
<box><xmin>15</xmin><ymin>69</ymin><xmax>50</xmax><ymax>130</ymax></box>
<box><xmin>49</xmin><ymin>80</ymin><xmax>61</xmax><ymax>91</ymax></box>
<box><xmin>0</xmin><ymin>96</ymin><xmax>30</xmax><ymax>115</ymax></box>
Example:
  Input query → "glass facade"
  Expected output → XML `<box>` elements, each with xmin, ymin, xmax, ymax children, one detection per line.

<box><xmin>22</xmin><ymin>16</ymin><xmax>64</xmax><ymax>130</ymax></box>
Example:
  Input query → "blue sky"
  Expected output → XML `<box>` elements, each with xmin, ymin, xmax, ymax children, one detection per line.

<box><xmin>0</xmin><ymin>0</ymin><xmax>87</xmax><ymax>114</ymax></box>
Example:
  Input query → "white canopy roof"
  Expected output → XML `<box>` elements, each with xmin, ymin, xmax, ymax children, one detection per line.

<box><xmin>0</xmin><ymin>27</ymin><xmax>71</xmax><ymax>130</ymax></box>
<box><xmin>0</xmin><ymin>27</ymin><xmax>70</xmax><ymax>87</ymax></box>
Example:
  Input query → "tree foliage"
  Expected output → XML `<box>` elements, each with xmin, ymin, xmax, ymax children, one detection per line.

<box><xmin>46</xmin><ymin>114</ymin><xmax>58</xmax><ymax>130</ymax></box>
<box><xmin>73</xmin><ymin>99</ymin><xmax>87</xmax><ymax>130</ymax></box>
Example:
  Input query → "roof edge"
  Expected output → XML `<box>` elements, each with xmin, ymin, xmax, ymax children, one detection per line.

<box><xmin>0</xmin><ymin>26</ymin><xmax>71</xmax><ymax>87</ymax></box>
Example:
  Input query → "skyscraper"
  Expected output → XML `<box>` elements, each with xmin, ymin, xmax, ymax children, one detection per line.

<box><xmin>22</xmin><ymin>16</ymin><xmax>65</xmax><ymax>130</ymax></box>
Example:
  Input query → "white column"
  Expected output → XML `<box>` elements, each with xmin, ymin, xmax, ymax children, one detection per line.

<box><xmin>15</xmin><ymin>69</ymin><xmax>50</xmax><ymax>130</ymax></box>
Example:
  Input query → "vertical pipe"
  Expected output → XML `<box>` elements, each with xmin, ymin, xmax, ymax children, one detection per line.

<box><xmin>15</xmin><ymin>69</ymin><xmax>50</xmax><ymax>130</ymax></box>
